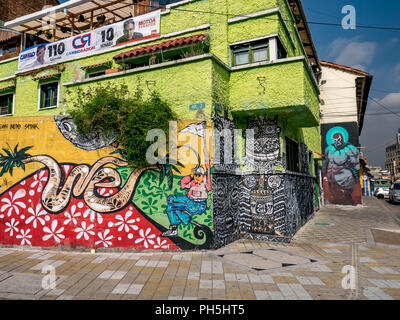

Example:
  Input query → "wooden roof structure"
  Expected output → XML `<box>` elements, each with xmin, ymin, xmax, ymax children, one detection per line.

<box><xmin>4</xmin><ymin>0</ymin><xmax>135</xmax><ymax>41</ymax></box>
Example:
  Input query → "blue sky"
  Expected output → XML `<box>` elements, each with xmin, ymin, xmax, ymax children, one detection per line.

<box><xmin>57</xmin><ymin>0</ymin><xmax>399</xmax><ymax>167</ymax></box>
<box><xmin>302</xmin><ymin>0</ymin><xmax>400</xmax><ymax>167</ymax></box>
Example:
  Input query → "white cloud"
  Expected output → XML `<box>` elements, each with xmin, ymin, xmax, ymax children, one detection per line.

<box><xmin>370</xmin><ymin>93</ymin><xmax>400</xmax><ymax>109</ymax></box>
<box><xmin>327</xmin><ymin>37</ymin><xmax>376</xmax><ymax>71</ymax></box>
<box><xmin>335</xmin><ymin>42</ymin><xmax>376</xmax><ymax>70</ymax></box>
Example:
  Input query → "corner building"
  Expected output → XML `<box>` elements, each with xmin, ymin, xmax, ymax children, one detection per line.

<box><xmin>0</xmin><ymin>0</ymin><xmax>322</xmax><ymax>250</ymax></box>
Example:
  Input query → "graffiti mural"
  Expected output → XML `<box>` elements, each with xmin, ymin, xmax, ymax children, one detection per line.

<box><xmin>321</xmin><ymin>123</ymin><xmax>361</xmax><ymax>205</ymax></box>
<box><xmin>0</xmin><ymin>116</ymin><xmax>213</xmax><ymax>250</ymax></box>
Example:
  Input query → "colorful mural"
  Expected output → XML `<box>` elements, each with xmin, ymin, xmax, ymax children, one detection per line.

<box><xmin>0</xmin><ymin>116</ymin><xmax>213</xmax><ymax>250</ymax></box>
<box><xmin>322</xmin><ymin>124</ymin><xmax>361</xmax><ymax>205</ymax></box>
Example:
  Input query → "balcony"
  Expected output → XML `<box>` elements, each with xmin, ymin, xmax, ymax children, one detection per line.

<box><xmin>229</xmin><ymin>57</ymin><xmax>320</xmax><ymax>128</ymax></box>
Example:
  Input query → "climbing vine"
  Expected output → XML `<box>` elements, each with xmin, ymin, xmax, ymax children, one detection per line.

<box><xmin>67</xmin><ymin>82</ymin><xmax>177</xmax><ymax>167</ymax></box>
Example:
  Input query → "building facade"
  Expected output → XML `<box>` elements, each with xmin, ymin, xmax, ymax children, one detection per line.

<box><xmin>318</xmin><ymin>60</ymin><xmax>373</xmax><ymax>205</ymax></box>
<box><xmin>0</xmin><ymin>0</ymin><xmax>322</xmax><ymax>250</ymax></box>
<box><xmin>385</xmin><ymin>129</ymin><xmax>400</xmax><ymax>180</ymax></box>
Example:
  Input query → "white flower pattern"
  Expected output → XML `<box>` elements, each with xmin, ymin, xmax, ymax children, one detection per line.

<box><xmin>64</xmin><ymin>205</ymin><xmax>81</xmax><ymax>226</ymax></box>
<box><xmin>26</xmin><ymin>203</ymin><xmax>47</xmax><ymax>229</ymax></box>
<box><xmin>42</xmin><ymin>220</ymin><xmax>65</xmax><ymax>243</ymax></box>
<box><xmin>0</xmin><ymin>189</ymin><xmax>26</xmax><ymax>217</ymax></box>
<box><xmin>115</xmin><ymin>211</ymin><xmax>139</xmax><ymax>232</ymax></box>
<box><xmin>30</xmin><ymin>170</ymin><xmax>47</xmax><ymax>192</ymax></box>
<box><xmin>75</xmin><ymin>221</ymin><xmax>95</xmax><ymax>240</ymax></box>
<box><xmin>134</xmin><ymin>228</ymin><xmax>156</xmax><ymax>249</ymax></box>
<box><xmin>95</xmin><ymin>229</ymin><xmax>113</xmax><ymax>247</ymax></box>
<box><xmin>153</xmin><ymin>237</ymin><xmax>169</xmax><ymax>249</ymax></box>
<box><xmin>16</xmin><ymin>229</ymin><xmax>32</xmax><ymax>246</ymax></box>
<box><xmin>83</xmin><ymin>208</ymin><xmax>103</xmax><ymax>224</ymax></box>
<box><xmin>5</xmin><ymin>218</ymin><xmax>19</xmax><ymax>236</ymax></box>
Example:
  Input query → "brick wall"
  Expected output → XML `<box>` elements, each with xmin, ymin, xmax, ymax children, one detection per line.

<box><xmin>0</xmin><ymin>0</ymin><xmax>59</xmax><ymax>21</ymax></box>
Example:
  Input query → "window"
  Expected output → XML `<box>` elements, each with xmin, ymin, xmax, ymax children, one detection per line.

<box><xmin>232</xmin><ymin>41</ymin><xmax>269</xmax><ymax>66</ymax></box>
<box><xmin>0</xmin><ymin>93</ymin><xmax>13</xmax><ymax>115</ymax></box>
<box><xmin>286</xmin><ymin>137</ymin><xmax>299</xmax><ymax>172</ymax></box>
<box><xmin>39</xmin><ymin>82</ymin><xmax>58</xmax><ymax>109</ymax></box>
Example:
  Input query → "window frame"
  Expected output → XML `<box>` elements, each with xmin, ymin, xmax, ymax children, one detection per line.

<box><xmin>38</xmin><ymin>80</ymin><xmax>60</xmax><ymax>111</ymax></box>
<box><xmin>285</xmin><ymin>136</ymin><xmax>300</xmax><ymax>173</ymax></box>
<box><xmin>231</xmin><ymin>41</ymin><xmax>269</xmax><ymax>67</ymax></box>
<box><xmin>230</xmin><ymin>35</ymin><xmax>288</xmax><ymax>67</ymax></box>
<box><xmin>0</xmin><ymin>91</ymin><xmax>15</xmax><ymax>117</ymax></box>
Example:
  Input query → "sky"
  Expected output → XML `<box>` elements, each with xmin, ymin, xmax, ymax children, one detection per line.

<box><xmin>302</xmin><ymin>0</ymin><xmax>400</xmax><ymax>168</ymax></box>
<box><xmin>58</xmin><ymin>0</ymin><xmax>400</xmax><ymax>168</ymax></box>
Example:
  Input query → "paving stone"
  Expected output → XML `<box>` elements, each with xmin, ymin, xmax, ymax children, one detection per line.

<box><xmin>253</xmin><ymin>249</ymin><xmax>311</xmax><ymax>265</ymax></box>
<box><xmin>363</xmin><ymin>287</ymin><xmax>395</xmax><ymax>300</ymax></box>
<box><xmin>98</xmin><ymin>270</ymin><xmax>115</xmax><ymax>279</ymax></box>
<box><xmin>254</xmin><ymin>290</ymin><xmax>270</xmax><ymax>300</ymax></box>
<box><xmin>110</xmin><ymin>271</ymin><xmax>127</xmax><ymax>280</ymax></box>
<box><xmin>126</xmin><ymin>284</ymin><xmax>144</xmax><ymax>295</ymax></box>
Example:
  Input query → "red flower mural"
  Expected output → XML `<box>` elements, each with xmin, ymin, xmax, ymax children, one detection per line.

<box><xmin>0</xmin><ymin>165</ymin><xmax>178</xmax><ymax>250</ymax></box>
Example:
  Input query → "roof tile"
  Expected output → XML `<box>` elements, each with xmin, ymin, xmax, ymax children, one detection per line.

<box><xmin>113</xmin><ymin>33</ymin><xmax>208</xmax><ymax>61</ymax></box>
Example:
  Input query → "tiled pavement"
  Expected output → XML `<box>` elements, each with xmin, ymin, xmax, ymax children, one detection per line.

<box><xmin>0</xmin><ymin>197</ymin><xmax>399</xmax><ymax>300</ymax></box>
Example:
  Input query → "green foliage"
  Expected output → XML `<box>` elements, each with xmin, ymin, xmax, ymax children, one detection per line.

<box><xmin>0</xmin><ymin>144</ymin><xmax>32</xmax><ymax>177</ymax></box>
<box><xmin>67</xmin><ymin>82</ymin><xmax>177</xmax><ymax>168</ymax></box>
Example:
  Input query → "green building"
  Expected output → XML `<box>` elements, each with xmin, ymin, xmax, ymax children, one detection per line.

<box><xmin>0</xmin><ymin>0</ymin><xmax>322</xmax><ymax>250</ymax></box>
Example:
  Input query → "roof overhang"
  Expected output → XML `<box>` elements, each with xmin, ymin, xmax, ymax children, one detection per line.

<box><xmin>287</xmin><ymin>0</ymin><xmax>321</xmax><ymax>72</ymax></box>
<box><xmin>4</xmin><ymin>0</ymin><xmax>134</xmax><ymax>42</ymax></box>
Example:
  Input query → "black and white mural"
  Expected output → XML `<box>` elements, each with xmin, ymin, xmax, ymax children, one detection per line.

<box><xmin>211</xmin><ymin>114</ymin><xmax>316</xmax><ymax>248</ymax></box>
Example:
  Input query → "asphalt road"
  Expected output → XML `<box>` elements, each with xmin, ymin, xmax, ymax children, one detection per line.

<box><xmin>376</xmin><ymin>197</ymin><xmax>400</xmax><ymax>225</ymax></box>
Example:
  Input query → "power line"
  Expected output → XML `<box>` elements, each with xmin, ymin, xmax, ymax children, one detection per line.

<box><xmin>138</xmin><ymin>3</ymin><xmax>400</xmax><ymax>32</ymax></box>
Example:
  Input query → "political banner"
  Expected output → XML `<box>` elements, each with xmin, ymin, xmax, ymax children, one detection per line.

<box><xmin>18</xmin><ymin>10</ymin><xmax>161</xmax><ymax>71</ymax></box>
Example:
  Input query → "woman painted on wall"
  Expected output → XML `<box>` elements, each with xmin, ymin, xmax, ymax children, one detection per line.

<box><xmin>161</xmin><ymin>162</ymin><xmax>211</xmax><ymax>237</ymax></box>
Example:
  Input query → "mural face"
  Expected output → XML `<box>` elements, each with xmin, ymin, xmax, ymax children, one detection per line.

<box><xmin>322</xmin><ymin>124</ymin><xmax>361</xmax><ymax>205</ymax></box>
<box><xmin>0</xmin><ymin>116</ymin><xmax>213</xmax><ymax>250</ymax></box>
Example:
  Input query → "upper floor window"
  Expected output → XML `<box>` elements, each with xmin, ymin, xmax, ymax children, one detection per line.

<box><xmin>232</xmin><ymin>41</ymin><xmax>269</xmax><ymax>66</ymax></box>
<box><xmin>39</xmin><ymin>81</ymin><xmax>59</xmax><ymax>110</ymax></box>
<box><xmin>230</xmin><ymin>36</ymin><xmax>287</xmax><ymax>67</ymax></box>
<box><xmin>0</xmin><ymin>93</ymin><xmax>13</xmax><ymax>116</ymax></box>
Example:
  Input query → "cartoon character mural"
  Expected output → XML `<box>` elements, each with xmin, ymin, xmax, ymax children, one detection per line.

<box><xmin>162</xmin><ymin>162</ymin><xmax>211</xmax><ymax>237</ymax></box>
<box><xmin>0</xmin><ymin>116</ymin><xmax>213</xmax><ymax>250</ymax></box>
<box><xmin>322</xmin><ymin>125</ymin><xmax>361</xmax><ymax>205</ymax></box>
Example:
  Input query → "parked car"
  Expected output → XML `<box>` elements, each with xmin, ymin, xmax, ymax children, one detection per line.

<box><xmin>389</xmin><ymin>182</ymin><xmax>400</xmax><ymax>203</ymax></box>
<box><xmin>375</xmin><ymin>187</ymin><xmax>389</xmax><ymax>199</ymax></box>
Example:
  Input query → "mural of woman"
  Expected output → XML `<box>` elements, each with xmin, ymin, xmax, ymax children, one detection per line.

<box><xmin>323</xmin><ymin>126</ymin><xmax>361</xmax><ymax>205</ymax></box>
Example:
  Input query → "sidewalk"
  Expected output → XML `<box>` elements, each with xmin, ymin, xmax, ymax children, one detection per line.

<box><xmin>0</xmin><ymin>197</ymin><xmax>399</xmax><ymax>300</ymax></box>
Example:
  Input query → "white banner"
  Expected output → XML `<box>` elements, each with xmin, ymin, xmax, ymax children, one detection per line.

<box><xmin>18</xmin><ymin>11</ymin><xmax>161</xmax><ymax>70</ymax></box>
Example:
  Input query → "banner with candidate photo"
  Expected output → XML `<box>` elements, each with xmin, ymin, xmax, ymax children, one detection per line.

<box><xmin>18</xmin><ymin>10</ymin><xmax>161</xmax><ymax>71</ymax></box>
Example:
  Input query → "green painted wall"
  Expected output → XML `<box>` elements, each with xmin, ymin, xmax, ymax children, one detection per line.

<box><xmin>65</xmin><ymin>58</ymin><xmax>215</xmax><ymax>120</ymax></box>
<box><xmin>0</xmin><ymin>0</ymin><xmax>321</xmax><ymax>171</ymax></box>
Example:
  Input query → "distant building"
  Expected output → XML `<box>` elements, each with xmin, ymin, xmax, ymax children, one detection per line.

<box><xmin>385</xmin><ymin>129</ymin><xmax>400</xmax><ymax>180</ymax></box>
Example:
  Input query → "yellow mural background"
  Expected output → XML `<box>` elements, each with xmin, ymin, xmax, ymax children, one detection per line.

<box><xmin>0</xmin><ymin>116</ymin><xmax>213</xmax><ymax>192</ymax></box>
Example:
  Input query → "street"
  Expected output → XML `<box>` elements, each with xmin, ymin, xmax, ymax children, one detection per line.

<box><xmin>0</xmin><ymin>197</ymin><xmax>399</xmax><ymax>301</ymax></box>
<box><xmin>376</xmin><ymin>197</ymin><xmax>400</xmax><ymax>224</ymax></box>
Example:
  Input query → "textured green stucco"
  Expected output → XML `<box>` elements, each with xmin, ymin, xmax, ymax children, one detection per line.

<box><xmin>0</xmin><ymin>0</ymin><xmax>321</xmax><ymax>169</ymax></box>
<box><xmin>66</xmin><ymin>57</ymin><xmax>215</xmax><ymax>120</ymax></box>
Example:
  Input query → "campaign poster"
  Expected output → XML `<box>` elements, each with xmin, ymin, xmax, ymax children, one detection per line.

<box><xmin>18</xmin><ymin>11</ymin><xmax>161</xmax><ymax>71</ymax></box>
